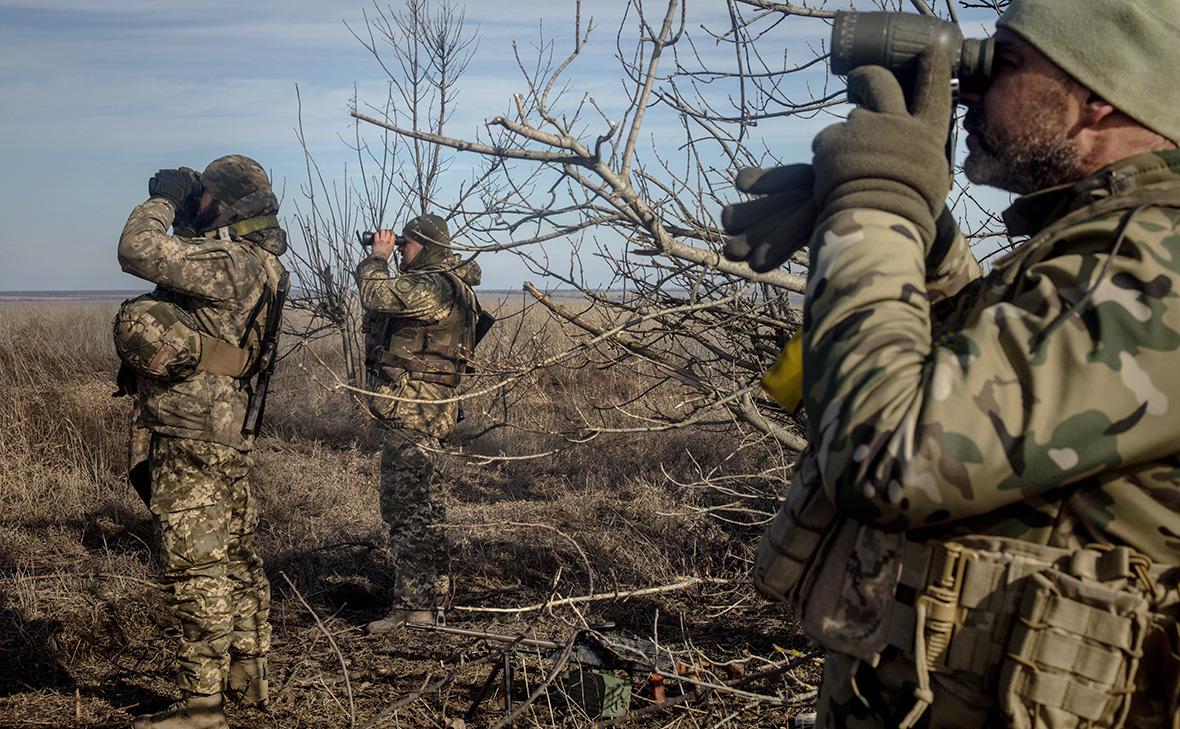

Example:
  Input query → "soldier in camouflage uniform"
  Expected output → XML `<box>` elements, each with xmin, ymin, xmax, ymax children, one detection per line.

<box><xmin>355</xmin><ymin>214</ymin><xmax>482</xmax><ymax>634</ymax></box>
<box><xmin>115</xmin><ymin>156</ymin><xmax>287</xmax><ymax>729</ymax></box>
<box><xmin>739</xmin><ymin>1</ymin><xmax>1180</xmax><ymax>727</ymax></box>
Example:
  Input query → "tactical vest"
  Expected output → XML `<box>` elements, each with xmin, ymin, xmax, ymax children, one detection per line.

<box><xmin>366</xmin><ymin>270</ymin><xmax>478</xmax><ymax>387</ymax></box>
<box><xmin>755</xmin><ymin>183</ymin><xmax>1180</xmax><ymax>729</ymax></box>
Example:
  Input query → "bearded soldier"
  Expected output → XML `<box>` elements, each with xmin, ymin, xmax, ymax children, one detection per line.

<box><xmin>729</xmin><ymin>0</ymin><xmax>1180</xmax><ymax>726</ymax></box>
<box><xmin>113</xmin><ymin>155</ymin><xmax>288</xmax><ymax>729</ymax></box>
<box><xmin>356</xmin><ymin>214</ymin><xmax>483</xmax><ymax>634</ymax></box>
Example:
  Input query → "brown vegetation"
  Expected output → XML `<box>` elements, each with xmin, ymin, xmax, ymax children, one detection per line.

<box><xmin>0</xmin><ymin>300</ymin><xmax>816</xmax><ymax>728</ymax></box>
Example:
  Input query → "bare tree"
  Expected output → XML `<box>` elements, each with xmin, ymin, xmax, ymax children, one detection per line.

<box><xmin>306</xmin><ymin>0</ymin><xmax>1009</xmax><ymax>521</ymax></box>
<box><xmin>285</xmin><ymin>0</ymin><xmax>478</xmax><ymax>387</ymax></box>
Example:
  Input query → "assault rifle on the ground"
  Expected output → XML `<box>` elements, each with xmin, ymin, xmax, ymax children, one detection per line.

<box><xmin>405</xmin><ymin>622</ymin><xmax>677</xmax><ymax>720</ymax></box>
<box><xmin>406</xmin><ymin>622</ymin><xmax>677</xmax><ymax>674</ymax></box>
<box><xmin>241</xmin><ymin>271</ymin><xmax>289</xmax><ymax>437</ymax></box>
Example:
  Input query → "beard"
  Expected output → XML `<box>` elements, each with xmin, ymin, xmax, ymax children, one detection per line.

<box><xmin>962</xmin><ymin>88</ymin><xmax>1085</xmax><ymax>195</ymax></box>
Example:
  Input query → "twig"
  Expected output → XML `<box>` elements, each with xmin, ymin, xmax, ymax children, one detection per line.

<box><xmin>4</xmin><ymin>571</ymin><xmax>162</xmax><ymax>590</ymax></box>
<box><xmin>280</xmin><ymin>572</ymin><xmax>356</xmax><ymax>728</ymax></box>
<box><xmin>490</xmin><ymin>631</ymin><xmax>579</xmax><ymax>729</ymax></box>
<box><xmin>453</xmin><ymin>576</ymin><xmax>731</xmax><ymax>614</ymax></box>
<box><xmin>593</xmin><ymin>652</ymin><xmax>821</xmax><ymax>727</ymax></box>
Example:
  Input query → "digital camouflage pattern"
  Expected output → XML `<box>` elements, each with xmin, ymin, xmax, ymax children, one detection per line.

<box><xmin>112</xmin><ymin>297</ymin><xmax>203</xmax><ymax>380</ymax></box>
<box><xmin>150</xmin><ymin>435</ymin><xmax>271</xmax><ymax>696</ymax></box>
<box><xmin>379</xmin><ymin>430</ymin><xmax>449</xmax><ymax>610</ymax></box>
<box><xmin>356</xmin><ymin>250</ymin><xmax>481</xmax><ymax>611</ymax></box>
<box><xmin>118</xmin><ymin>197</ymin><xmax>286</xmax><ymax>450</ymax></box>
<box><xmin>799</xmin><ymin>151</ymin><xmax>1180</xmax><ymax>727</ymax></box>
<box><xmin>118</xmin><ymin>184</ymin><xmax>284</xmax><ymax>702</ymax></box>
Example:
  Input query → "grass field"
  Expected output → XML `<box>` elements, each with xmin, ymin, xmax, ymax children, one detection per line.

<box><xmin>0</xmin><ymin>299</ymin><xmax>817</xmax><ymax>728</ymax></box>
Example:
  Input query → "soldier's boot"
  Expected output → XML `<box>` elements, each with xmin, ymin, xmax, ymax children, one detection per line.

<box><xmin>226</xmin><ymin>655</ymin><xmax>268</xmax><ymax>708</ymax></box>
<box><xmin>131</xmin><ymin>693</ymin><xmax>228</xmax><ymax>729</ymax></box>
<box><xmin>365</xmin><ymin>608</ymin><xmax>437</xmax><ymax>636</ymax></box>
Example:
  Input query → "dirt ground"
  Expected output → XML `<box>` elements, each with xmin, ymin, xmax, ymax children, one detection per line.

<box><xmin>0</xmin><ymin>300</ymin><xmax>818</xmax><ymax>728</ymax></box>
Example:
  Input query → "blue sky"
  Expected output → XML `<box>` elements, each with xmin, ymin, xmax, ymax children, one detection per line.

<box><xmin>0</xmin><ymin>0</ymin><xmax>1005</xmax><ymax>291</ymax></box>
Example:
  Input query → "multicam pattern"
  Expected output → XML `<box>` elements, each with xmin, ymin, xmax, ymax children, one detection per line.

<box><xmin>803</xmin><ymin>151</ymin><xmax>1180</xmax><ymax>561</ymax></box>
<box><xmin>150</xmin><ymin>436</ymin><xmax>271</xmax><ymax>696</ymax></box>
<box><xmin>117</xmin><ymin>197</ymin><xmax>286</xmax><ymax>450</ymax></box>
<box><xmin>795</xmin><ymin>150</ymin><xmax>1180</xmax><ymax>726</ymax></box>
<box><xmin>356</xmin><ymin>251</ymin><xmax>481</xmax><ymax>611</ymax></box>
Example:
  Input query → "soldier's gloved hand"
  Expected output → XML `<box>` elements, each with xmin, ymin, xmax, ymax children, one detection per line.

<box><xmin>721</xmin><ymin>164</ymin><xmax>817</xmax><ymax>272</ymax></box>
<box><xmin>812</xmin><ymin>50</ymin><xmax>953</xmax><ymax>248</ymax></box>
<box><xmin>148</xmin><ymin>167</ymin><xmax>202</xmax><ymax>208</ymax></box>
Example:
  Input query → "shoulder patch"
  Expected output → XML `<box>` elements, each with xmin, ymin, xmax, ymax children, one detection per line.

<box><xmin>395</xmin><ymin>278</ymin><xmax>417</xmax><ymax>294</ymax></box>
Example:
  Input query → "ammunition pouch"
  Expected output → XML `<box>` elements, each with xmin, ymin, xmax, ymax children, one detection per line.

<box><xmin>761</xmin><ymin>467</ymin><xmax>1180</xmax><ymax>729</ymax></box>
<box><xmin>1000</xmin><ymin>555</ymin><xmax>1151</xmax><ymax>729</ymax></box>
<box><xmin>753</xmin><ymin>452</ymin><xmax>838</xmax><ymax>602</ymax></box>
<box><xmin>900</xmin><ymin>538</ymin><xmax>1171</xmax><ymax>729</ymax></box>
<box><xmin>374</xmin><ymin>346</ymin><xmax>465</xmax><ymax>387</ymax></box>
<box><xmin>112</xmin><ymin>294</ymin><xmax>257</xmax><ymax>382</ymax></box>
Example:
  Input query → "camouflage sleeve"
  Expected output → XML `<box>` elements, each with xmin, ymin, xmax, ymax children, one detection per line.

<box><xmin>803</xmin><ymin>206</ymin><xmax>1180</xmax><ymax>529</ymax></box>
<box><xmin>117</xmin><ymin>197</ymin><xmax>261</xmax><ymax>302</ymax></box>
<box><xmin>926</xmin><ymin>223</ymin><xmax>981</xmax><ymax>303</ymax></box>
<box><xmin>355</xmin><ymin>255</ymin><xmax>450</xmax><ymax>322</ymax></box>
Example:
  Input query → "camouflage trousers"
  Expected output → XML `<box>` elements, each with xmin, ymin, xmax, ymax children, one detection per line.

<box><xmin>149</xmin><ymin>435</ymin><xmax>271</xmax><ymax>696</ymax></box>
<box><xmin>378</xmin><ymin>427</ymin><xmax>449</xmax><ymax>611</ymax></box>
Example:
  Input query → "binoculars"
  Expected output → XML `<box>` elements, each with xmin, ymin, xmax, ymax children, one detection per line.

<box><xmin>357</xmin><ymin>231</ymin><xmax>408</xmax><ymax>248</ymax></box>
<box><xmin>831</xmin><ymin>11</ymin><xmax>994</xmax><ymax>95</ymax></box>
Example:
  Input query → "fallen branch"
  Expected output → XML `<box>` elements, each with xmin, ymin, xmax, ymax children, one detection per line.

<box><xmin>452</xmin><ymin>576</ymin><xmax>731</xmax><ymax>614</ymax></box>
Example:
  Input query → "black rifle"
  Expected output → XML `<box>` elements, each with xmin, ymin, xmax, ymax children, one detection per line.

<box><xmin>242</xmin><ymin>271</ymin><xmax>289</xmax><ymax>436</ymax></box>
<box><xmin>406</xmin><ymin>622</ymin><xmax>676</xmax><ymax>720</ymax></box>
<box><xmin>474</xmin><ymin>308</ymin><xmax>496</xmax><ymax>348</ymax></box>
<box><xmin>407</xmin><ymin>623</ymin><xmax>675</xmax><ymax>674</ymax></box>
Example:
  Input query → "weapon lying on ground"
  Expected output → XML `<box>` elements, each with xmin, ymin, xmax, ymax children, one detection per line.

<box><xmin>241</xmin><ymin>271</ymin><xmax>289</xmax><ymax>437</ymax></box>
<box><xmin>405</xmin><ymin>622</ymin><xmax>677</xmax><ymax>720</ymax></box>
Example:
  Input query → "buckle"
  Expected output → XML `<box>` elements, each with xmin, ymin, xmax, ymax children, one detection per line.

<box><xmin>915</xmin><ymin>541</ymin><xmax>971</xmax><ymax>672</ymax></box>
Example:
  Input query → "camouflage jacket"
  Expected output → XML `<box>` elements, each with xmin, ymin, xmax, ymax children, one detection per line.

<box><xmin>355</xmin><ymin>252</ymin><xmax>481</xmax><ymax>439</ymax></box>
<box><xmin>118</xmin><ymin>197</ymin><xmax>286</xmax><ymax>451</ymax></box>
<box><xmin>802</xmin><ymin>149</ymin><xmax>1180</xmax><ymax>563</ymax></box>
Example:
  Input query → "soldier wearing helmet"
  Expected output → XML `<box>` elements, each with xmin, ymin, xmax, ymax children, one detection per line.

<box><xmin>114</xmin><ymin>154</ymin><xmax>288</xmax><ymax>729</ymax></box>
<box><xmin>355</xmin><ymin>214</ymin><xmax>484</xmax><ymax>634</ymax></box>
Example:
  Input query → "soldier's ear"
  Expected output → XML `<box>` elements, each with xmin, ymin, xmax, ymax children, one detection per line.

<box><xmin>1075</xmin><ymin>93</ymin><xmax>1116</xmax><ymax>135</ymax></box>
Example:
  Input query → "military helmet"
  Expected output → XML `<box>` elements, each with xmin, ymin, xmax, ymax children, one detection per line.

<box><xmin>112</xmin><ymin>295</ymin><xmax>203</xmax><ymax>381</ymax></box>
<box><xmin>201</xmin><ymin>154</ymin><xmax>272</xmax><ymax>208</ymax></box>
<box><xmin>403</xmin><ymin>213</ymin><xmax>451</xmax><ymax>248</ymax></box>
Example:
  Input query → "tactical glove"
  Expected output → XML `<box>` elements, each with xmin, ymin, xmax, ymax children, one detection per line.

<box><xmin>811</xmin><ymin>51</ymin><xmax>953</xmax><ymax>247</ymax></box>
<box><xmin>721</xmin><ymin>164</ymin><xmax>817</xmax><ymax>272</ymax></box>
<box><xmin>148</xmin><ymin>167</ymin><xmax>203</xmax><ymax>209</ymax></box>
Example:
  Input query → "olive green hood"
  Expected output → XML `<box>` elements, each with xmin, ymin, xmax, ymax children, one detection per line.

<box><xmin>997</xmin><ymin>0</ymin><xmax>1180</xmax><ymax>143</ymax></box>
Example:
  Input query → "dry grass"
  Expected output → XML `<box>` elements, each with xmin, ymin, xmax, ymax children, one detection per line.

<box><xmin>0</xmin><ymin>300</ymin><xmax>816</xmax><ymax>728</ymax></box>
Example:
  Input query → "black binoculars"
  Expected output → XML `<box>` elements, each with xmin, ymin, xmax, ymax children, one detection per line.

<box><xmin>830</xmin><ymin>11</ymin><xmax>994</xmax><ymax>95</ymax></box>
<box><xmin>357</xmin><ymin>231</ymin><xmax>408</xmax><ymax>248</ymax></box>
